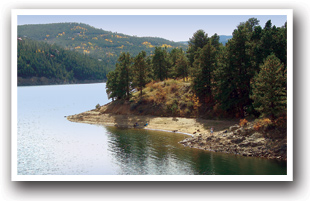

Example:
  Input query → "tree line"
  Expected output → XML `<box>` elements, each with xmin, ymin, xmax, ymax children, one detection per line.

<box><xmin>106</xmin><ymin>18</ymin><xmax>287</xmax><ymax>120</ymax></box>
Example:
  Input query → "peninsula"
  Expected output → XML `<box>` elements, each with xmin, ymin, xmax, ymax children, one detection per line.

<box><xmin>67</xmin><ymin>80</ymin><xmax>287</xmax><ymax>161</ymax></box>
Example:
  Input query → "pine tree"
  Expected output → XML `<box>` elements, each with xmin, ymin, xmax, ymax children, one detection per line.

<box><xmin>115</xmin><ymin>52</ymin><xmax>132</xmax><ymax>100</ymax></box>
<box><xmin>250</xmin><ymin>54</ymin><xmax>287</xmax><ymax>120</ymax></box>
<box><xmin>132</xmin><ymin>51</ymin><xmax>150</xmax><ymax>98</ymax></box>
<box><xmin>187</xmin><ymin>29</ymin><xmax>209</xmax><ymax>67</ymax></box>
<box><xmin>106</xmin><ymin>70</ymin><xmax>119</xmax><ymax>101</ymax></box>
<box><xmin>174</xmin><ymin>51</ymin><xmax>189</xmax><ymax>81</ymax></box>
<box><xmin>152</xmin><ymin>47</ymin><xmax>169</xmax><ymax>81</ymax></box>
<box><xmin>191</xmin><ymin>41</ymin><xmax>217</xmax><ymax>105</ymax></box>
<box><xmin>214</xmin><ymin>20</ymin><xmax>256</xmax><ymax>117</ymax></box>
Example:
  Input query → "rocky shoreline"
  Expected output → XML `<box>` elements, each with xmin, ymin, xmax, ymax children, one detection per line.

<box><xmin>179</xmin><ymin>123</ymin><xmax>287</xmax><ymax>161</ymax></box>
<box><xmin>67</xmin><ymin>105</ymin><xmax>287</xmax><ymax>161</ymax></box>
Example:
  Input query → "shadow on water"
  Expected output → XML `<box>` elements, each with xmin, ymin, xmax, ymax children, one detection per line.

<box><xmin>191</xmin><ymin>150</ymin><xmax>287</xmax><ymax>175</ymax></box>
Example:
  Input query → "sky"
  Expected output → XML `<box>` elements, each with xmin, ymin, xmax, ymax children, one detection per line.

<box><xmin>17</xmin><ymin>14</ymin><xmax>287</xmax><ymax>42</ymax></box>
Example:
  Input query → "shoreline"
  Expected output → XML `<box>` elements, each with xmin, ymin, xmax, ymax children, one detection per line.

<box><xmin>67</xmin><ymin>110</ymin><xmax>235</xmax><ymax>136</ymax></box>
<box><xmin>18</xmin><ymin>76</ymin><xmax>106</xmax><ymax>86</ymax></box>
<box><xmin>144</xmin><ymin>128</ymin><xmax>193</xmax><ymax>136</ymax></box>
<box><xmin>67</xmin><ymin>109</ymin><xmax>287</xmax><ymax>161</ymax></box>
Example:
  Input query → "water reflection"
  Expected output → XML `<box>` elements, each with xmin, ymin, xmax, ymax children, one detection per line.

<box><xmin>105</xmin><ymin>127</ymin><xmax>195</xmax><ymax>175</ymax></box>
<box><xmin>104</xmin><ymin>127</ymin><xmax>286</xmax><ymax>175</ymax></box>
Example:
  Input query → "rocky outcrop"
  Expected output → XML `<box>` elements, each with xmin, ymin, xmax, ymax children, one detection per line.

<box><xmin>179</xmin><ymin>124</ymin><xmax>287</xmax><ymax>160</ymax></box>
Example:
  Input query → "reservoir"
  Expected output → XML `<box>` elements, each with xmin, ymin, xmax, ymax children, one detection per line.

<box><xmin>17</xmin><ymin>83</ymin><xmax>287</xmax><ymax>175</ymax></box>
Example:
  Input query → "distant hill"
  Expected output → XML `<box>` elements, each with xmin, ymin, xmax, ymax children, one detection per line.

<box><xmin>17</xmin><ymin>37</ymin><xmax>107</xmax><ymax>86</ymax></box>
<box><xmin>177</xmin><ymin>35</ymin><xmax>232</xmax><ymax>46</ymax></box>
<box><xmin>177</xmin><ymin>41</ymin><xmax>189</xmax><ymax>45</ymax></box>
<box><xmin>219</xmin><ymin>35</ymin><xmax>233</xmax><ymax>45</ymax></box>
<box><xmin>18</xmin><ymin>23</ymin><xmax>188</xmax><ymax>69</ymax></box>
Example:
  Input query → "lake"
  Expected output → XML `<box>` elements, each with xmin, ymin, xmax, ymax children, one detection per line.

<box><xmin>17</xmin><ymin>83</ymin><xmax>287</xmax><ymax>175</ymax></box>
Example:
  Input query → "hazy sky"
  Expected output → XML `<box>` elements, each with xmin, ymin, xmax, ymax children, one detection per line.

<box><xmin>17</xmin><ymin>15</ymin><xmax>287</xmax><ymax>42</ymax></box>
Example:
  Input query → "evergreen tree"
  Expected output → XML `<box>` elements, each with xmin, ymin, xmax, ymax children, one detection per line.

<box><xmin>152</xmin><ymin>47</ymin><xmax>169</xmax><ymax>81</ymax></box>
<box><xmin>106</xmin><ymin>70</ymin><xmax>119</xmax><ymax>101</ymax></box>
<box><xmin>174</xmin><ymin>50</ymin><xmax>189</xmax><ymax>81</ymax></box>
<box><xmin>213</xmin><ymin>44</ymin><xmax>240</xmax><ymax>116</ymax></box>
<box><xmin>132</xmin><ymin>51</ymin><xmax>150</xmax><ymax>97</ymax></box>
<box><xmin>191</xmin><ymin>41</ymin><xmax>217</xmax><ymax>105</ymax></box>
<box><xmin>187</xmin><ymin>29</ymin><xmax>209</xmax><ymax>66</ymax></box>
<box><xmin>169</xmin><ymin>48</ymin><xmax>182</xmax><ymax>78</ymax></box>
<box><xmin>209</xmin><ymin>33</ymin><xmax>221</xmax><ymax>50</ymax></box>
<box><xmin>169</xmin><ymin>48</ymin><xmax>188</xmax><ymax>80</ymax></box>
<box><xmin>115</xmin><ymin>52</ymin><xmax>132</xmax><ymax>100</ymax></box>
<box><xmin>215</xmin><ymin>19</ymin><xmax>259</xmax><ymax>117</ymax></box>
<box><xmin>250</xmin><ymin>54</ymin><xmax>287</xmax><ymax>120</ymax></box>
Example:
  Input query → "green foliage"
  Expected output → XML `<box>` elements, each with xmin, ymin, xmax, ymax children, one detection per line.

<box><xmin>152</xmin><ymin>47</ymin><xmax>170</xmax><ymax>81</ymax></box>
<box><xmin>170</xmin><ymin>48</ymin><xmax>189</xmax><ymax>81</ymax></box>
<box><xmin>187</xmin><ymin>29</ymin><xmax>209</xmax><ymax>66</ymax></box>
<box><xmin>116</xmin><ymin>52</ymin><xmax>132</xmax><ymax>99</ymax></box>
<box><xmin>216</xmin><ymin>21</ymin><xmax>253</xmax><ymax>117</ymax></box>
<box><xmin>132</xmin><ymin>51</ymin><xmax>151</xmax><ymax>97</ymax></box>
<box><xmin>191</xmin><ymin>40</ymin><xmax>217</xmax><ymax>104</ymax></box>
<box><xmin>106</xmin><ymin>70</ymin><xmax>119</xmax><ymax>100</ymax></box>
<box><xmin>214</xmin><ymin>18</ymin><xmax>287</xmax><ymax>118</ymax></box>
<box><xmin>250</xmin><ymin>54</ymin><xmax>287</xmax><ymax>120</ymax></box>
<box><xmin>17</xmin><ymin>38</ymin><xmax>107</xmax><ymax>82</ymax></box>
<box><xmin>106</xmin><ymin>52</ymin><xmax>132</xmax><ymax>100</ymax></box>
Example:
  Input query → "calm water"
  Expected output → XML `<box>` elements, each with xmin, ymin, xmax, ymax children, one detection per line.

<box><xmin>17</xmin><ymin>83</ymin><xmax>287</xmax><ymax>175</ymax></box>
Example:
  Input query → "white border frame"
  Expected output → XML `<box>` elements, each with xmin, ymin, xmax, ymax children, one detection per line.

<box><xmin>11</xmin><ymin>9</ymin><xmax>293</xmax><ymax>181</ymax></box>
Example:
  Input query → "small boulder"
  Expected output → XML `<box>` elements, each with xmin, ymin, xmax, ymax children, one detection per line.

<box><xmin>251</xmin><ymin>132</ymin><xmax>263</xmax><ymax>139</ymax></box>
<box><xmin>229</xmin><ymin>124</ymin><xmax>240</xmax><ymax>132</ymax></box>
<box><xmin>231</xmin><ymin>136</ymin><xmax>245</xmax><ymax>144</ymax></box>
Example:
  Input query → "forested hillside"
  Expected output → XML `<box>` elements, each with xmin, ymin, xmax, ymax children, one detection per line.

<box><xmin>18</xmin><ymin>23</ymin><xmax>188</xmax><ymax>70</ymax></box>
<box><xmin>17</xmin><ymin>37</ymin><xmax>107</xmax><ymax>85</ymax></box>
<box><xmin>105</xmin><ymin>18</ymin><xmax>287</xmax><ymax>122</ymax></box>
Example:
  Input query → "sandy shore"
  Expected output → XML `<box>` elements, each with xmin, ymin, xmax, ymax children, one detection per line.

<box><xmin>67</xmin><ymin>109</ymin><xmax>237</xmax><ymax>136</ymax></box>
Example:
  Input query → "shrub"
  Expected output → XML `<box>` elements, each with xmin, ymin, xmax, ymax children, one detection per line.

<box><xmin>239</xmin><ymin>119</ymin><xmax>248</xmax><ymax>127</ymax></box>
<box><xmin>167</xmin><ymin>102</ymin><xmax>179</xmax><ymax>115</ymax></box>
<box><xmin>262</xmin><ymin>118</ymin><xmax>272</xmax><ymax>125</ymax></box>
<box><xmin>186</xmin><ymin>101</ymin><xmax>194</xmax><ymax>108</ymax></box>
<box><xmin>253</xmin><ymin>118</ymin><xmax>273</xmax><ymax>131</ymax></box>
<box><xmin>95</xmin><ymin>104</ymin><xmax>101</xmax><ymax>109</ymax></box>
<box><xmin>253</xmin><ymin>122</ymin><xmax>261</xmax><ymax>131</ymax></box>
